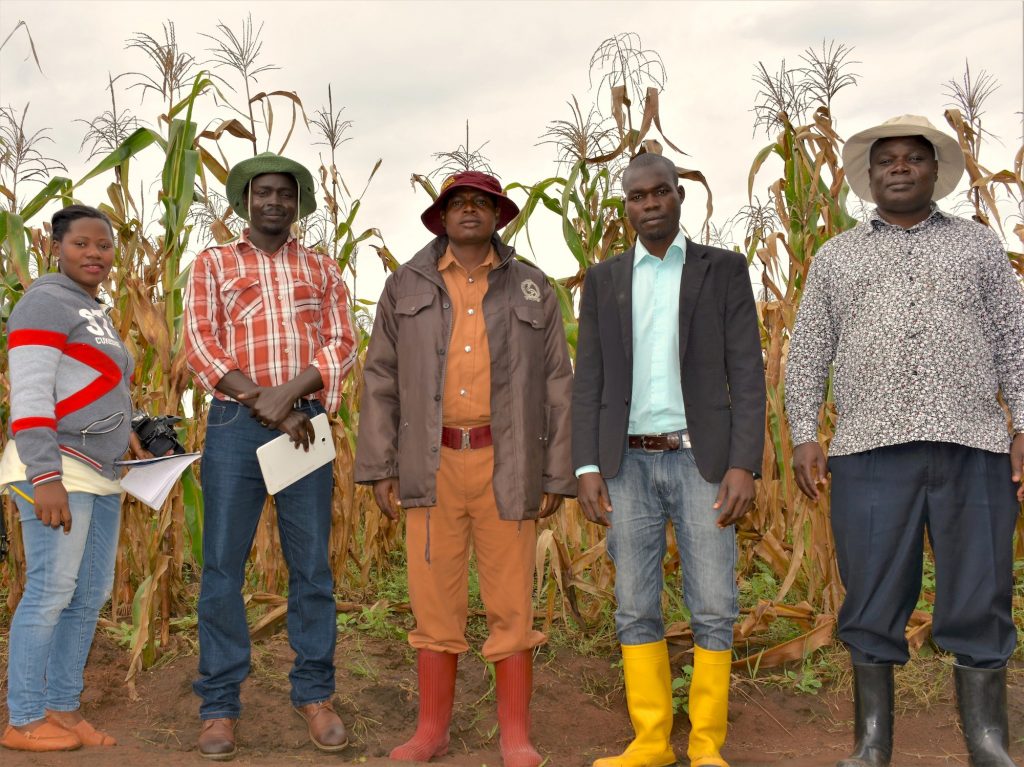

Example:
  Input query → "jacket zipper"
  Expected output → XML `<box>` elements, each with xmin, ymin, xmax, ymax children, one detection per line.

<box><xmin>421</xmin><ymin>271</ymin><xmax>452</xmax><ymax>565</ymax></box>
<box><xmin>436</xmin><ymin>281</ymin><xmax>454</xmax><ymax>463</ymax></box>
<box><xmin>501</xmin><ymin>265</ymin><xmax>525</xmax><ymax>518</ymax></box>
<box><xmin>405</xmin><ymin>259</ymin><xmax>453</xmax><ymax>468</ymax></box>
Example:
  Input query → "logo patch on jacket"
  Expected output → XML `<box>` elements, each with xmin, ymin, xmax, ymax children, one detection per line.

<box><xmin>520</xmin><ymin>279</ymin><xmax>541</xmax><ymax>303</ymax></box>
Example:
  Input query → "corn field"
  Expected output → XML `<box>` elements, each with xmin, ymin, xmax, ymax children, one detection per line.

<box><xmin>2</xmin><ymin>26</ymin><xmax>1022</xmax><ymax>692</ymax></box>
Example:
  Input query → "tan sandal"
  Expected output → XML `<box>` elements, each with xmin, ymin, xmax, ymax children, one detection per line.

<box><xmin>0</xmin><ymin>721</ymin><xmax>82</xmax><ymax>752</ymax></box>
<box><xmin>46</xmin><ymin>715</ymin><xmax>117</xmax><ymax>747</ymax></box>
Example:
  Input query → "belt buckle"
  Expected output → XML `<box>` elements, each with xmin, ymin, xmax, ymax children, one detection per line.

<box><xmin>461</xmin><ymin>428</ymin><xmax>471</xmax><ymax>450</ymax></box>
<box><xmin>641</xmin><ymin>434</ymin><xmax>659</xmax><ymax>453</ymax></box>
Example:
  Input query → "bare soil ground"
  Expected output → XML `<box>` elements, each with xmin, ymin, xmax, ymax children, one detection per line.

<box><xmin>2</xmin><ymin>629</ymin><xmax>1022</xmax><ymax>767</ymax></box>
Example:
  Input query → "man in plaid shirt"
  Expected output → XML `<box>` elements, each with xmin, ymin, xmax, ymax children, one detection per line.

<box><xmin>184</xmin><ymin>153</ymin><xmax>357</xmax><ymax>760</ymax></box>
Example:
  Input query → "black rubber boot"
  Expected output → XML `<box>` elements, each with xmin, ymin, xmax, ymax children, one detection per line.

<box><xmin>954</xmin><ymin>664</ymin><xmax>1018</xmax><ymax>767</ymax></box>
<box><xmin>836</xmin><ymin>663</ymin><xmax>893</xmax><ymax>767</ymax></box>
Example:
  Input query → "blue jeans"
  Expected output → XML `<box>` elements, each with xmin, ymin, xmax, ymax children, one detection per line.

<box><xmin>6</xmin><ymin>484</ymin><xmax>121</xmax><ymax>726</ymax></box>
<box><xmin>193</xmin><ymin>399</ymin><xmax>336</xmax><ymax>720</ymax></box>
<box><xmin>605</xmin><ymin>446</ymin><xmax>738</xmax><ymax>650</ymax></box>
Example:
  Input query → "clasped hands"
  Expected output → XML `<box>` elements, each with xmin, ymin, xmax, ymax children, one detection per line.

<box><xmin>237</xmin><ymin>383</ymin><xmax>315</xmax><ymax>451</ymax></box>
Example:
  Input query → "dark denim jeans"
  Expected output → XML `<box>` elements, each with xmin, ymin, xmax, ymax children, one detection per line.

<box><xmin>193</xmin><ymin>399</ymin><xmax>336</xmax><ymax>719</ymax></box>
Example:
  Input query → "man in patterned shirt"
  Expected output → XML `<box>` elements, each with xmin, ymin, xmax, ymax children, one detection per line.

<box><xmin>786</xmin><ymin>115</ymin><xmax>1024</xmax><ymax>767</ymax></box>
<box><xmin>185</xmin><ymin>153</ymin><xmax>357</xmax><ymax>760</ymax></box>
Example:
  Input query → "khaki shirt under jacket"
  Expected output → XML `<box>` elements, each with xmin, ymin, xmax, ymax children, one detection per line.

<box><xmin>354</xmin><ymin>235</ymin><xmax>576</xmax><ymax>520</ymax></box>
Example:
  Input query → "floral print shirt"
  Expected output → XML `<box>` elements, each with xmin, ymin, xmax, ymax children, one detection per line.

<box><xmin>786</xmin><ymin>206</ymin><xmax>1024</xmax><ymax>456</ymax></box>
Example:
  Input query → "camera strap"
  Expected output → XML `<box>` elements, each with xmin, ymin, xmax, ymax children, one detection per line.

<box><xmin>0</xmin><ymin>500</ymin><xmax>8</xmax><ymax>560</ymax></box>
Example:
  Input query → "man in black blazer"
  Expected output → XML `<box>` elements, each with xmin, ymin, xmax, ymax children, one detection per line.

<box><xmin>573</xmin><ymin>153</ymin><xmax>765</xmax><ymax>767</ymax></box>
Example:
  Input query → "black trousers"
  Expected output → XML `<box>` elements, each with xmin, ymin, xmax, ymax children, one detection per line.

<box><xmin>829</xmin><ymin>441</ymin><xmax>1019</xmax><ymax>668</ymax></box>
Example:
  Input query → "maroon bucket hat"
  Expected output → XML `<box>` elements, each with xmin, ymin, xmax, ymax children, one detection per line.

<box><xmin>420</xmin><ymin>170</ymin><xmax>520</xmax><ymax>236</ymax></box>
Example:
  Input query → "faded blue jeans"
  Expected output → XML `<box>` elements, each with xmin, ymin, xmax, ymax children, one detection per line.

<box><xmin>605</xmin><ymin>446</ymin><xmax>738</xmax><ymax>650</ymax></box>
<box><xmin>193</xmin><ymin>399</ymin><xmax>336</xmax><ymax>720</ymax></box>
<box><xmin>6</xmin><ymin>483</ymin><xmax>121</xmax><ymax>726</ymax></box>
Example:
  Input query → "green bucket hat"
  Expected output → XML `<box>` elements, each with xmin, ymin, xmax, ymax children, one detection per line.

<box><xmin>225</xmin><ymin>152</ymin><xmax>317</xmax><ymax>221</ymax></box>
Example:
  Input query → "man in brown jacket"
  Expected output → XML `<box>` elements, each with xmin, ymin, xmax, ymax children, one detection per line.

<box><xmin>354</xmin><ymin>171</ymin><xmax>574</xmax><ymax>766</ymax></box>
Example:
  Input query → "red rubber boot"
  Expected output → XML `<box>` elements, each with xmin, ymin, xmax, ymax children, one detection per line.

<box><xmin>390</xmin><ymin>649</ymin><xmax>458</xmax><ymax>761</ymax></box>
<box><xmin>495</xmin><ymin>650</ymin><xmax>543</xmax><ymax>767</ymax></box>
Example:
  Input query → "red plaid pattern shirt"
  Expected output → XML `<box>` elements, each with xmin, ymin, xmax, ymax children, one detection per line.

<box><xmin>184</xmin><ymin>231</ymin><xmax>357</xmax><ymax>411</ymax></box>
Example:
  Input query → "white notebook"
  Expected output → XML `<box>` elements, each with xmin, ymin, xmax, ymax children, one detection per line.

<box><xmin>255</xmin><ymin>412</ymin><xmax>337</xmax><ymax>495</ymax></box>
<box><xmin>118</xmin><ymin>452</ymin><xmax>202</xmax><ymax>510</ymax></box>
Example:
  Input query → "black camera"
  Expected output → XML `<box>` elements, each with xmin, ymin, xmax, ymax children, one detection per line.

<box><xmin>132</xmin><ymin>414</ymin><xmax>186</xmax><ymax>456</ymax></box>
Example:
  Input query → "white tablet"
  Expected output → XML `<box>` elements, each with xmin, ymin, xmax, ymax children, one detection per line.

<box><xmin>255</xmin><ymin>412</ymin><xmax>337</xmax><ymax>495</ymax></box>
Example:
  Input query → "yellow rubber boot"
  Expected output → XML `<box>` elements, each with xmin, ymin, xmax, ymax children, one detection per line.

<box><xmin>593</xmin><ymin>640</ymin><xmax>677</xmax><ymax>767</ymax></box>
<box><xmin>686</xmin><ymin>646</ymin><xmax>732</xmax><ymax>767</ymax></box>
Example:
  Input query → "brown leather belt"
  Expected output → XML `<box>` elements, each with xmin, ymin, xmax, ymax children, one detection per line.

<box><xmin>627</xmin><ymin>431</ymin><xmax>691</xmax><ymax>451</ymax></box>
<box><xmin>441</xmin><ymin>424</ymin><xmax>493</xmax><ymax>450</ymax></box>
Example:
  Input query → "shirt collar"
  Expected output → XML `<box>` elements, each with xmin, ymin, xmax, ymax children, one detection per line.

<box><xmin>240</xmin><ymin>228</ymin><xmax>297</xmax><ymax>255</ymax></box>
<box><xmin>634</xmin><ymin>230</ymin><xmax>688</xmax><ymax>266</ymax></box>
<box><xmin>438</xmin><ymin>245</ymin><xmax>499</xmax><ymax>272</ymax></box>
<box><xmin>869</xmin><ymin>202</ymin><xmax>946</xmax><ymax>232</ymax></box>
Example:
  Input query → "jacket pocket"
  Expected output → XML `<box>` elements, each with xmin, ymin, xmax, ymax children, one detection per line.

<box><xmin>395</xmin><ymin>291</ymin><xmax>437</xmax><ymax>317</ymax></box>
<box><xmin>223</xmin><ymin>277</ymin><xmax>263</xmax><ymax>322</ymax></box>
<box><xmin>513</xmin><ymin>305</ymin><xmax>545</xmax><ymax>330</ymax></box>
<box><xmin>541</xmin><ymin>403</ymin><xmax>566</xmax><ymax>445</ymax></box>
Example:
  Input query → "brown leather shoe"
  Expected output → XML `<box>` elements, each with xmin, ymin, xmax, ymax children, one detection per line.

<box><xmin>0</xmin><ymin>721</ymin><xmax>81</xmax><ymax>752</ymax></box>
<box><xmin>197</xmin><ymin>718</ymin><xmax>237</xmax><ymax>761</ymax></box>
<box><xmin>294</xmin><ymin>700</ymin><xmax>348</xmax><ymax>752</ymax></box>
<box><xmin>45</xmin><ymin>712</ymin><xmax>116</xmax><ymax>746</ymax></box>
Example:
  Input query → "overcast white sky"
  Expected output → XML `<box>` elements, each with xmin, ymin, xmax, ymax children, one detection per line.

<box><xmin>2</xmin><ymin>0</ymin><xmax>1022</xmax><ymax>304</ymax></box>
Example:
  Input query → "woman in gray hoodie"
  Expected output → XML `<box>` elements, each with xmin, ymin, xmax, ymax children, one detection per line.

<box><xmin>0</xmin><ymin>205</ymin><xmax>149</xmax><ymax>752</ymax></box>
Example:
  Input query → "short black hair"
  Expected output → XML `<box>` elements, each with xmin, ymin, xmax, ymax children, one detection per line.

<box><xmin>622</xmin><ymin>153</ymin><xmax>679</xmax><ymax>190</ymax></box>
<box><xmin>51</xmin><ymin>205</ymin><xmax>113</xmax><ymax>243</ymax></box>
<box><xmin>869</xmin><ymin>135</ymin><xmax>936</xmax><ymax>164</ymax></box>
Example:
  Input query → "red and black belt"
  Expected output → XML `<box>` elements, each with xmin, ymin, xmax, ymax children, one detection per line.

<box><xmin>440</xmin><ymin>424</ymin><xmax>493</xmax><ymax>450</ymax></box>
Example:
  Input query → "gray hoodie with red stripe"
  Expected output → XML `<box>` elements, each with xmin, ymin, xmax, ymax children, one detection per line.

<box><xmin>6</xmin><ymin>273</ymin><xmax>134</xmax><ymax>484</ymax></box>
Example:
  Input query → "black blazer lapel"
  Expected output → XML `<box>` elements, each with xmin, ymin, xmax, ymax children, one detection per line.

<box><xmin>679</xmin><ymin>241</ymin><xmax>710</xmax><ymax>362</ymax></box>
<box><xmin>610</xmin><ymin>249</ymin><xmax>634</xmax><ymax>369</ymax></box>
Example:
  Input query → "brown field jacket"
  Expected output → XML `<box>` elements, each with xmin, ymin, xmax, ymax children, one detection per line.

<box><xmin>354</xmin><ymin>235</ymin><xmax>575</xmax><ymax>520</ymax></box>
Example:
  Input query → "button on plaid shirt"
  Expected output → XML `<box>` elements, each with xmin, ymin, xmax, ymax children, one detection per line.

<box><xmin>185</xmin><ymin>230</ymin><xmax>357</xmax><ymax>411</ymax></box>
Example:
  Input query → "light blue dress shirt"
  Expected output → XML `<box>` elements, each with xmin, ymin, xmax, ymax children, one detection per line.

<box><xmin>576</xmin><ymin>231</ymin><xmax>688</xmax><ymax>476</ymax></box>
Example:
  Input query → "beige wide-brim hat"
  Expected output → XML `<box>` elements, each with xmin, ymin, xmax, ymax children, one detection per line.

<box><xmin>842</xmin><ymin>114</ymin><xmax>964</xmax><ymax>203</ymax></box>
